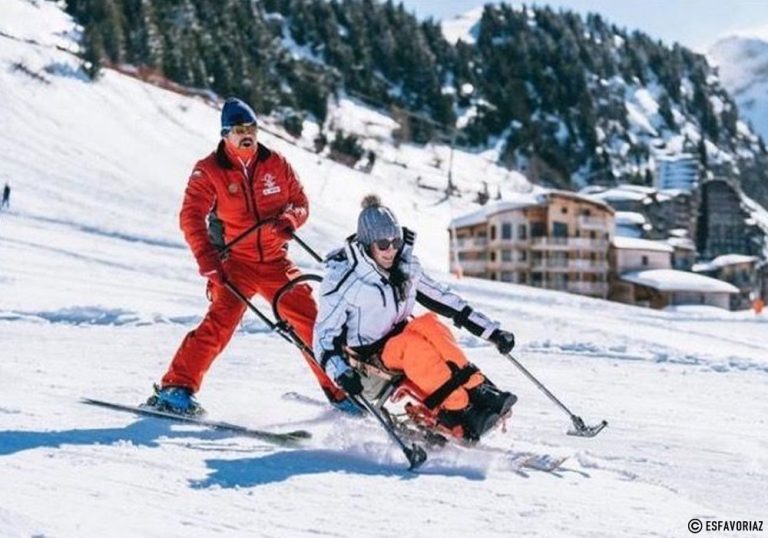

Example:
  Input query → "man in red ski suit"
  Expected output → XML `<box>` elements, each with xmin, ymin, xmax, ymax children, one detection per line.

<box><xmin>149</xmin><ymin>97</ymin><xmax>349</xmax><ymax>415</ymax></box>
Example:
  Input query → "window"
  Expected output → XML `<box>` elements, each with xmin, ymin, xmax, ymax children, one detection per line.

<box><xmin>531</xmin><ymin>222</ymin><xmax>545</xmax><ymax>237</ymax></box>
<box><xmin>501</xmin><ymin>271</ymin><xmax>514</xmax><ymax>282</ymax></box>
<box><xmin>490</xmin><ymin>251</ymin><xmax>497</xmax><ymax>262</ymax></box>
<box><xmin>590</xmin><ymin>231</ymin><xmax>596</xmax><ymax>239</ymax></box>
<box><xmin>519</xmin><ymin>250</ymin><xmax>528</xmax><ymax>261</ymax></box>
<box><xmin>561</xmin><ymin>206</ymin><xmax>568</xmax><ymax>214</ymax></box>
<box><xmin>518</xmin><ymin>224</ymin><xmax>527</xmax><ymax>239</ymax></box>
<box><xmin>641</xmin><ymin>255</ymin><xmax>649</xmax><ymax>266</ymax></box>
<box><xmin>553</xmin><ymin>222</ymin><xmax>568</xmax><ymax>238</ymax></box>
<box><xmin>501</xmin><ymin>249</ymin><xmax>513</xmax><ymax>262</ymax></box>
<box><xmin>502</xmin><ymin>223</ymin><xmax>513</xmax><ymax>240</ymax></box>
<box><xmin>490</xmin><ymin>226</ymin><xmax>497</xmax><ymax>241</ymax></box>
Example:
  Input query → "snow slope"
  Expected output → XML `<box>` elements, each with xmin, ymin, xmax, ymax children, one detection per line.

<box><xmin>1</xmin><ymin>2</ymin><xmax>767</xmax><ymax>537</ymax></box>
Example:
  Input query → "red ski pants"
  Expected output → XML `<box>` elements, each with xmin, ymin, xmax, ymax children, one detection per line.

<box><xmin>162</xmin><ymin>257</ymin><xmax>344</xmax><ymax>400</ymax></box>
<box><xmin>381</xmin><ymin>313</ymin><xmax>484</xmax><ymax>411</ymax></box>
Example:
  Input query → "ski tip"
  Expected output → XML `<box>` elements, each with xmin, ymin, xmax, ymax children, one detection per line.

<box><xmin>285</xmin><ymin>430</ymin><xmax>313</xmax><ymax>439</ymax></box>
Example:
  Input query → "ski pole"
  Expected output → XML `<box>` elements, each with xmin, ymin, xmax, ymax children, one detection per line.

<box><xmin>352</xmin><ymin>394</ymin><xmax>428</xmax><ymax>471</ymax></box>
<box><xmin>503</xmin><ymin>352</ymin><xmax>607</xmax><ymax>437</ymax></box>
<box><xmin>290</xmin><ymin>231</ymin><xmax>323</xmax><ymax>263</ymax></box>
<box><xmin>219</xmin><ymin>218</ymin><xmax>275</xmax><ymax>258</ymax></box>
<box><xmin>223</xmin><ymin>280</ymin><xmax>294</xmax><ymax>345</ymax></box>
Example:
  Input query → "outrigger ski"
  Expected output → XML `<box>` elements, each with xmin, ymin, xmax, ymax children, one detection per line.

<box><xmin>81</xmin><ymin>398</ymin><xmax>311</xmax><ymax>447</ymax></box>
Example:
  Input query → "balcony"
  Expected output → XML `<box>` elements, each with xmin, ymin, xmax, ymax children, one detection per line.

<box><xmin>578</xmin><ymin>216</ymin><xmax>611</xmax><ymax>230</ymax></box>
<box><xmin>529</xmin><ymin>259</ymin><xmax>608</xmax><ymax>272</ymax></box>
<box><xmin>454</xmin><ymin>260</ymin><xmax>487</xmax><ymax>274</ymax></box>
<box><xmin>566</xmin><ymin>281</ymin><xmax>609</xmax><ymax>296</ymax></box>
<box><xmin>568</xmin><ymin>259</ymin><xmax>609</xmax><ymax>272</ymax></box>
<box><xmin>530</xmin><ymin>237</ymin><xmax>609</xmax><ymax>251</ymax></box>
<box><xmin>488</xmin><ymin>260</ymin><xmax>529</xmax><ymax>271</ymax></box>
<box><xmin>453</xmin><ymin>237</ymin><xmax>488</xmax><ymax>250</ymax></box>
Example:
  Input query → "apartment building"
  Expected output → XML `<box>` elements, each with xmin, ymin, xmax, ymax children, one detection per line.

<box><xmin>696</xmin><ymin>178</ymin><xmax>765</xmax><ymax>258</ymax></box>
<box><xmin>655</xmin><ymin>153</ymin><xmax>699</xmax><ymax>192</ymax></box>
<box><xmin>609</xmin><ymin>237</ymin><xmax>738</xmax><ymax>310</ymax></box>
<box><xmin>693</xmin><ymin>254</ymin><xmax>759</xmax><ymax>310</ymax></box>
<box><xmin>449</xmin><ymin>191</ymin><xmax>614</xmax><ymax>299</ymax></box>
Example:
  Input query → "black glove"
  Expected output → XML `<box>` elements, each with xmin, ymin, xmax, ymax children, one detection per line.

<box><xmin>490</xmin><ymin>329</ymin><xmax>515</xmax><ymax>354</ymax></box>
<box><xmin>335</xmin><ymin>368</ymin><xmax>363</xmax><ymax>396</ymax></box>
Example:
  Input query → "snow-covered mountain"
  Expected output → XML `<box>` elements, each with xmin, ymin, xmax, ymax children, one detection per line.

<box><xmin>440</xmin><ymin>6</ymin><xmax>484</xmax><ymax>45</ymax></box>
<box><xmin>1</xmin><ymin>2</ymin><xmax>767</xmax><ymax>537</ymax></box>
<box><xmin>709</xmin><ymin>31</ymin><xmax>768</xmax><ymax>141</ymax></box>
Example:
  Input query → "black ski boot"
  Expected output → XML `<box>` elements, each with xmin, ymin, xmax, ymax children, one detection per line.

<box><xmin>461</xmin><ymin>405</ymin><xmax>501</xmax><ymax>441</ymax></box>
<box><xmin>469</xmin><ymin>381</ymin><xmax>517</xmax><ymax>416</ymax></box>
<box><xmin>436</xmin><ymin>404</ymin><xmax>499</xmax><ymax>442</ymax></box>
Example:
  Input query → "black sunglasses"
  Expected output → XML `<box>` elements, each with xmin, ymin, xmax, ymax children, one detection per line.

<box><xmin>373</xmin><ymin>237</ymin><xmax>403</xmax><ymax>251</ymax></box>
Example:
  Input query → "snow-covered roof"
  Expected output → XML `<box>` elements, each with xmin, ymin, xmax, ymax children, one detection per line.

<box><xmin>546</xmin><ymin>189</ymin><xmax>614</xmax><ymax>212</ymax></box>
<box><xmin>666</xmin><ymin>237</ymin><xmax>696</xmax><ymax>250</ymax></box>
<box><xmin>617</xmin><ymin>185</ymin><xmax>657</xmax><ymax>194</ymax></box>
<box><xmin>692</xmin><ymin>254</ymin><xmax>758</xmax><ymax>272</ymax></box>
<box><xmin>612</xmin><ymin>236</ymin><xmax>674</xmax><ymax>253</ymax></box>
<box><xmin>615</xmin><ymin>211</ymin><xmax>647</xmax><ymax>226</ymax></box>
<box><xmin>590</xmin><ymin>188</ymin><xmax>648</xmax><ymax>203</ymax></box>
<box><xmin>621</xmin><ymin>269</ymin><xmax>740</xmax><ymax>293</ymax></box>
<box><xmin>449</xmin><ymin>195</ymin><xmax>543</xmax><ymax>228</ymax></box>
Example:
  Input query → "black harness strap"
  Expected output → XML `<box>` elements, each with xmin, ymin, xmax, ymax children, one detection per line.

<box><xmin>423</xmin><ymin>362</ymin><xmax>479</xmax><ymax>410</ymax></box>
<box><xmin>349</xmin><ymin>319</ymin><xmax>408</xmax><ymax>359</ymax></box>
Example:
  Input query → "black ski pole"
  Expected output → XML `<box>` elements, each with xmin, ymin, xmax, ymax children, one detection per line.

<box><xmin>352</xmin><ymin>394</ymin><xmax>428</xmax><ymax>471</ymax></box>
<box><xmin>502</xmin><ymin>352</ymin><xmax>607</xmax><ymax>437</ymax></box>
<box><xmin>219</xmin><ymin>218</ymin><xmax>275</xmax><ymax>258</ymax></box>
<box><xmin>223</xmin><ymin>280</ymin><xmax>294</xmax><ymax>345</ymax></box>
<box><xmin>290</xmin><ymin>231</ymin><xmax>323</xmax><ymax>263</ymax></box>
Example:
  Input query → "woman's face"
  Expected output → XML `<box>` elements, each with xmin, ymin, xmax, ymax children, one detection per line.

<box><xmin>369</xmin><ymin>237</ymin><xmax>403</xmax><ymax>269</ymax></box>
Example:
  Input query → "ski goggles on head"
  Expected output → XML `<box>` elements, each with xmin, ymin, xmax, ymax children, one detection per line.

<box><xmin>230</xmin><ymin>123</ymin><xmax>257</xmax><ymax>135</ymax></box>
<box><xmin>373</xmin><ymin>237</ymin><xmax>403</xmax><ymax>251</ymax></box>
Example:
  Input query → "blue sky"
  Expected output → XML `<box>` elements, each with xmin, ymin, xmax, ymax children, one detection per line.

<box><xmin>397</xmin><ymin>0</ymin><xmax>768</xmax><ymax>51</ymax></box>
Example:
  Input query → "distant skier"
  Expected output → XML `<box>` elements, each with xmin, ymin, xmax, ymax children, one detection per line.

<box><xmin>146</xmin><ymin>97</ymin><xmax>350</xmax><ymax>415</ymax></box>
<box><xmin>314</xmin><ymin>195</ymin><xmax>518</xmax><ymax>441</ymax></box>
<box><xmin>1</xmin><ymin>183</ymin><xmax>9</xmax><ymax>209</ymax></box>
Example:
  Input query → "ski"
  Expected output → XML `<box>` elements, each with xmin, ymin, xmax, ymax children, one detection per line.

<box><xmin>280</xmin><ymin>392</ymin><xmax>568</xmax><ymax>471</ymax></box>
<box><xmin>81</xmin><ymin>397</ymin><xmax>311</xmax><ymax>447</ymax></box>
<box><xmin>516</xmin><ymin>453</ymin><xmax>569</xmax><ymax>473</ymax></box>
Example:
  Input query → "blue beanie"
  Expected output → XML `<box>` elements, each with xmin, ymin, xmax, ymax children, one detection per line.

<box><xmin>221</xmin><ymin>97</ymin><xmax>258</xmax><ymax>136</ymax></box>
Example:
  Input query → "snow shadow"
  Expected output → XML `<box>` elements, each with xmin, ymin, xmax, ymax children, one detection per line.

<box><xmin>191</xmin><ymin>449</ymin><xmax>485</xmax><ymax>488</ymax></box>
<box><xmin>0</xmin><ymin>418</ymin><xmax>235</xmax><ymax>456</ymax></box>
<box><xmin>22</xmin><ymin>213</ymin><xmax>185</xmax><ymax>250</ymax></box>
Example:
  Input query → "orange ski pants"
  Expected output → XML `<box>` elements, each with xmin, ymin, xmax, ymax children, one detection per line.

<box><xmin>162</xmin><ymin>257</ymin><xmax>344</xmax><ymax>400</ymax></box>
<box><xmin>381</xmin><ymin>313</ymin><xmax>484</xmax><ymax>411</ymax></box>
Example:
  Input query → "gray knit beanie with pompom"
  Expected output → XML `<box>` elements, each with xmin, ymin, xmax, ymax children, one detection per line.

<box><xmin>356</xmin><ymin>194</ymin><xmax>401</xmax><ymax>246</ymax></box>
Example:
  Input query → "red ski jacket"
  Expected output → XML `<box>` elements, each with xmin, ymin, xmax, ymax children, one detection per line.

<box><xmin>180</xmin><ymin>141</ymin><xmax>309</xmax><ymax>264</ymax></box>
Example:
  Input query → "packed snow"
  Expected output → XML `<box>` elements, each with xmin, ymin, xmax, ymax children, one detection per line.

<box><xmin>1</xmin><ymin>2</ymin><xmax>767</xmax><ymax>538</ymax></box>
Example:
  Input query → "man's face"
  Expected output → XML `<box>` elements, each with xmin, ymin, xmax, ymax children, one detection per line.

<box><xmin>369</xmin><ymin>237</ymin><xmax>402</xmax><ymax>270</ymax></box>
<box><xmin>226</xmin><ymin>123</ymin><xmax>258</xmax><ymax>148</ymax></box>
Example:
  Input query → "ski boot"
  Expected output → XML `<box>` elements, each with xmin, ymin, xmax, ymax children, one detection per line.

<box><xmin>469</xmin><ymin>381</ymin><xmax>517</xmax><ymax>417</ymax></box>
<box><xmin>145</xmin><ymin>384</ymin><xmax>205</xmax><ymax>416</ymax></box>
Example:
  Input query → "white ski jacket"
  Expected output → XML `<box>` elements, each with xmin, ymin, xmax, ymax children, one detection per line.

<box><xmin>314</xmin><ymin>229</ymin><xmax>500</xmax><ymax>380</ymax></box>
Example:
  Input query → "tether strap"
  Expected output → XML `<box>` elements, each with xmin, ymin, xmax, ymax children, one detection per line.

<box><xmin>423</xmin><ymin>362</ymin><xmax>479</xmax><ymax>410</ymax></box>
